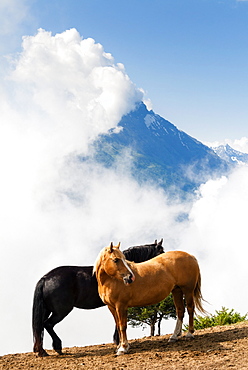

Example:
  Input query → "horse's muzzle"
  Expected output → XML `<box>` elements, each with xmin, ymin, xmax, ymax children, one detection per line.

<box><xmin>123</xmin><ymin>273</ymin><xmax>135</xmax><ymax>285</ymax></box>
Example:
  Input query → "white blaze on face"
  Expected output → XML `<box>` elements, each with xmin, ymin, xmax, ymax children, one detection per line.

<box><xmin>121</xmin><ymin>257</ymin><xmax>135</xmax><ymax>283</ymax></box>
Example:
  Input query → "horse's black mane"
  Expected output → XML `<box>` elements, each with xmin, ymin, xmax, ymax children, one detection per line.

<box><xmin>123</xmin><ymin>239</ymin><xmax>164</xmax><ymax>263</ymax></box>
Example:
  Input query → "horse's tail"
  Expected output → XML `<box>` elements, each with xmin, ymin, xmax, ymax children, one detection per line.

<box><xmin>194</xmin><ymin>272</ymin><xmax>207</xmax><ymax>315</ymax></box>
<box><xmin>32</xmin><ymin>277</ymin><xmax>46</xmax><ymax>355</ymax></box>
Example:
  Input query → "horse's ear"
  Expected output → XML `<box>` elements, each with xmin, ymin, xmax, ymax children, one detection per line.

<box><xmin>109</xmin><ymin>242</ymin><xmax>114</xmax><ymax>253</ymax></box>
<box><xmin>154</xmin><ymin>239</ymin><xmax>157</xmax><ymax>245</ymax></box>
<box><xmin>117</xmin><ymin>242</ymin><xmax>121</xmax><ymax>249</ymax></box>
<box><xmin>158</xmin><ymin>238</ymin><xmax>163</xmax><ymax>246</ymax></box>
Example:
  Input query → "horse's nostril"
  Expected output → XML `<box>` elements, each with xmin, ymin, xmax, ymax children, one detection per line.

<box><xmin>123</xmin><ymin>274</ymin><xmax>135</xmax><ymax>285</ymax></box>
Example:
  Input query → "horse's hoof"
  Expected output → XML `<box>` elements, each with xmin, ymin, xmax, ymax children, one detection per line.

<box><xmin>38</xmin><ymin>350</ymin><xmax>49</xmax><ymax>357</ymax></box>
<box><xmin>55</xmin><ymin>349</ymin><xmax>63</xmax><ymax>355</ymax></box>
<box><xmin>168</xmin><ymin>336</ymin><xmax>178</xmax><ymax>343</ymax></box>
<box><xmin>185</xmin><ymin>333</ymin><xmax>194</xmax><ymax>340</ymax></box>
<box><xmin>116</xmin><ymin>344</ymin><xmax>129</xmax><ymax>355</ymax></box>
<box><xmin>116</xmin><ymin>349</ymin><xmax>126</xmax><ymax>356</ymax></box>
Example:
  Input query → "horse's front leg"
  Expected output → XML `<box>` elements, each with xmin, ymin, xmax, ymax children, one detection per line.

<box><xmin>115</xmin><ymin>305</ymin><xmax>129</xmax><ymax>355</ymax></box>
<box><xmin>108</xmin><ymin>304</ymin><xmax>129</xmax><ymax>355</ymax></box>
<box><xmin>108</xmin><ymin>305</ymin><xmax>124</xmax><ymax>353</ymax></box>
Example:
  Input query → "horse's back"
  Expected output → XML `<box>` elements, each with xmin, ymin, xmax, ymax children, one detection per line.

<box><xmin>42</xmin><ymin>266</ymin><xmax>103</xmax><ymax>310</ymax></box>
<box><xmin>137</xmin><ymin>250</ymin><xmax>198</xmax><ymax>267</ymax></box>
<box><xmin>42</xmin><ymin>266</ymin><xmax>92</xmax><ymax>293</ymax></box>
<box><xmin>133</xmin><ymin>250</ymin><xmax>200</xmax><ymax>287</ymax></box>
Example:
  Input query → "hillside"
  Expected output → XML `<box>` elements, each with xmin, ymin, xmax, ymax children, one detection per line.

<box><xmin>1</xmin><ymin>321</ymin><xmax>247</xmax><ymax>369</ymax></box>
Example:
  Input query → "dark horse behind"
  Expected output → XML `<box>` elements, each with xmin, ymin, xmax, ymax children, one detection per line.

<box><xmin>32</xmin><ymin>239</ymin><xmax>164</xmax><ymax>356</ymax></box>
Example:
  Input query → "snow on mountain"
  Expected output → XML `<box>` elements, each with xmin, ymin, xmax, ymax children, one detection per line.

<box><xmin>211</xmin><ymin>144</ymin><xmax>248</xmax><ymax>165</ymax></box>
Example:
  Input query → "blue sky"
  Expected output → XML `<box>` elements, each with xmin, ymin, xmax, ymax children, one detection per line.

<box><xmin>1</xmin><ymin>0</ymin><xmax>248</xmax><ymax>143</ymax></box>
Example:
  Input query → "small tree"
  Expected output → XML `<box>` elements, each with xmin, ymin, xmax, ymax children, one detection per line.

<box><xmin>127</xmin><ymin>294</ymin><xmax>176</xmax><ymax>336</ymax></box>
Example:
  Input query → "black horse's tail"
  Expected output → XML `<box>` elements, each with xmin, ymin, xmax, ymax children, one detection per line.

<box><xmin>32</xmin><ymin>277</ymin><xmax>47</xmax><ymax>355</ymax></box>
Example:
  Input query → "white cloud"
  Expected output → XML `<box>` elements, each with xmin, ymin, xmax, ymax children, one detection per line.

<box><xmin>7</xmin><ymin>28</ymin><xmax>142</xmax><ymax>157</ymax></box>
<box><xmin>230</xmin><ymin>137</ymin><xmax>248</xmax><ymax>153</ymax></box>
<box><xmin>180</xmin><ymin>167</ymin><xmax>248</xmax><ymax>316</ymax></box>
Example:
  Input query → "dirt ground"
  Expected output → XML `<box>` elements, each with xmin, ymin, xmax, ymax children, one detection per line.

<box><xmin>1</xmin><ymin>321</ymin><xmax>247</xmax><ymax>370</ymax></box>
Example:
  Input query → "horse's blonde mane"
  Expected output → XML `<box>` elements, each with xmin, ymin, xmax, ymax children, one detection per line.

<box><xmin>93</xmin><ymin>246</ymin><xmax>106</xmax><ymax>276</ymax></box>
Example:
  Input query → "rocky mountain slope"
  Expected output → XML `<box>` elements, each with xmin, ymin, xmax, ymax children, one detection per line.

<box><xmin>91</xmin><ymin>102</ymin><xmax>230</xmax><ymax>196</ymax></box>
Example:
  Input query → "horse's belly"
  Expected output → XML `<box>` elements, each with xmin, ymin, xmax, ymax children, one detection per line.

<box><xmin>130</xmin><ymin>286</ymin><xmax>172</xmax><ymax>307</ymax></box>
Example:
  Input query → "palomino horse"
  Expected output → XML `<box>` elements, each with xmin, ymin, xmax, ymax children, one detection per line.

<box><xmin>32</xmin><ymin>239</ymin><xmax>164</xmax><ymax>356</ymax></box>
<box><xmin>94</xmin><ymin>243</ymin><xmax>205</xmax><ymax>355</ymax></box>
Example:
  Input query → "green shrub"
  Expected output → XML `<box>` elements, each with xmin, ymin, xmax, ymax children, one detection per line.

<box><xmin>184</xmin><ymin>307</ymin><xmax>247</xmax><ymax>330</ymax></box>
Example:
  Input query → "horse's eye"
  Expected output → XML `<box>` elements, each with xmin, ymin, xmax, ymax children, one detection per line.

<box><xmin>113</xmin><ymin>258</ymin><xmax>119</xmax><ymax>263</ymax></box>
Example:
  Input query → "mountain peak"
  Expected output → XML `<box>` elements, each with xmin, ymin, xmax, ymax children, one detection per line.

<box><xmin>92</xmin><ymin>103</ymin><xmax>230</xmax><ymax>196</ymax></box>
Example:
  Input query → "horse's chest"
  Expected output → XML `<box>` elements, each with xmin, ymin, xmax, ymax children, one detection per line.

<box><xmin>99</xmin><ymin>284</ymin><xmax>123</xmax><ymax>305</ymax></box>
<box><xmin>99</xmin><ymin>292</ymin><xmax>107</xmax><ymax>304</ymax></box>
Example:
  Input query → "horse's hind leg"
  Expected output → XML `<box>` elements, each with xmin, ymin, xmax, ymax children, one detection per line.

<box><xmin>113</xmin><ymin>326</ymin><xmax>120</xmax><ymax>345</ymax></box>
<box><xmin>44</xmin><ymin>312</ymin><xmax>69</xmax><ymax>355</ymax></box>
<box><xmin>184</xmin><ymin>291</ymin><xmax>195</xmax><ymax>340</ymax></box>
<box><xmin>169</xmin><ymin>287</ymin><xmax>185</xmax><ymax>343</ymax></box>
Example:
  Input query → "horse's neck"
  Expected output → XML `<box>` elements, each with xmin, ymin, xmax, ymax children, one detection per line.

<box><xmin>96</xmin><ymin>266</ymin><xmax>110</xmax><ymax>286</ymax></box>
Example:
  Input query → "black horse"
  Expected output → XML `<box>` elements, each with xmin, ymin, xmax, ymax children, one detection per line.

<box><xmin>32</xmin><ymin>239</ymin><xmax>164</xmax><ymax>356</ymax></box>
